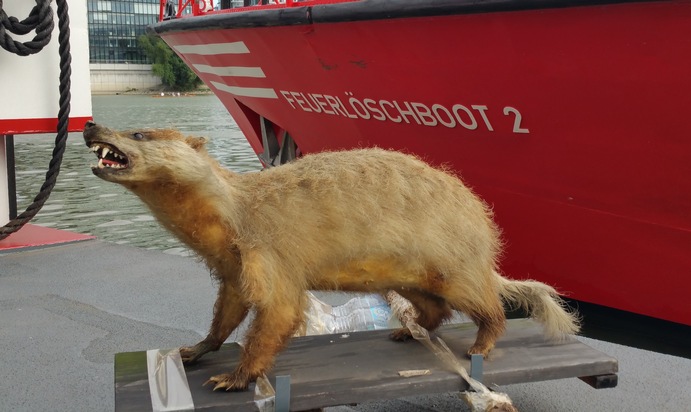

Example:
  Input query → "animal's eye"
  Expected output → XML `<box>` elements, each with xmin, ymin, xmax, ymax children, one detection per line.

<box><xmin>132</xmin><ymin>132</ymin><xmax>144</xmax><ymax>140</ymax></box>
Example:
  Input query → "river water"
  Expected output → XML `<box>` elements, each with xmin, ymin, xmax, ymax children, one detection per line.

<box><xmin>13</xmin><ymin>94</ymin><xmax>261</xmax><ymax>255</ymax></box>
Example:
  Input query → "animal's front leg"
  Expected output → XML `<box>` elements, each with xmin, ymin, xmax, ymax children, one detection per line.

<box><xmin>180</xmin><ymin>282</ymin><xmax>250</xmax><ymax>364</ymax></box>
<box><xmin>205</xmin><ymin>296</ymin><xmax>306</xmax><ymax>391</ymax></box>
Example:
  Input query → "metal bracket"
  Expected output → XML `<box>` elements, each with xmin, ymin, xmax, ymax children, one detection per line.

<box><xmin>579</xmin><ymin>373</ymin><xmax>618</xmax><ymax>389</ymax></box>
<box><xmin>259</xmin><ymin>116</ymin><xmax>280</xmax><ymax>166</ymax></box>
<box><xmin>275</xmin><ymin>375</ymin><xmax>291</xmax><ymax>412</ymax></box>
<box><xmin>259</xmin><ymin>116</ymin><xmax>297</xmax><ymax>167</ymax></box>
<box><xmin>470</xmin><ymin>354</ymin><xmax>483</xmax><ymax>382</ymax></box>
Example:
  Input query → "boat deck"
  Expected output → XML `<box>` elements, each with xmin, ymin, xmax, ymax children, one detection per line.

<box><xmin>114</xmin><ymin>319</ymin><xmax>617</xmax><ymax>411</ymax></box>
<box><xmin>0</xmin><ymin>223</ymin><xmax>94</xmax><ymax>251</ymax></box>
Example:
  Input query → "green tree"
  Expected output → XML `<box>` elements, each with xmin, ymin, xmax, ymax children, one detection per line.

<box><xmin>138</xmin><ymin>34</ymin><xmax>202</xmax><ymax>91</ymax></box>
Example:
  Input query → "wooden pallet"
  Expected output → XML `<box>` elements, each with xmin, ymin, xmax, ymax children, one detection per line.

<box><xmin>114</xmin><ymin>318</ymin><xmax>618</xmax><ymax>411</ymax></box>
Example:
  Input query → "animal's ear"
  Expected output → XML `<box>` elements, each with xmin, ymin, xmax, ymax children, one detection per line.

<box><xmin>185</xmin><ymin>136</ymin><xmax>207</xmax><ymax>151</ymax></box>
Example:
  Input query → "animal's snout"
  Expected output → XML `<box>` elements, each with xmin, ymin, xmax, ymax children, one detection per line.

<box><xmin>83</xmin><ymin>120</ymin><xmax>101</xmax><ymax>145</ymax></box>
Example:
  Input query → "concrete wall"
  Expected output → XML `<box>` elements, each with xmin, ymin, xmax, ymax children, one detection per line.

<box><xmin>90</xmin><ymin>63</ymin><xmax>161</xmax><ymax>94</ymax></box>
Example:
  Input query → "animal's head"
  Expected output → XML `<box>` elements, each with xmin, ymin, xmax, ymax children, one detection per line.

<box><xmin>83</xmin><ymin>121</ymin><xmax>209</xmax><ymax>186</ymax></box>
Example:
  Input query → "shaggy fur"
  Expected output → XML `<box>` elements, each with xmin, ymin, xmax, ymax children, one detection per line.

<box><xmin>83</xmin><ymin>122</ymin><xmax>580</xmax><ymax>391</ymax></box>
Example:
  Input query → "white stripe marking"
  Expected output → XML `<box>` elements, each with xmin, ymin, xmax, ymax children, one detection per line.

<box><xmin>211</xmin><ymin>81</ymin><xmax>278</xmax><ymax>99</ymax></box>
<box><xmin>193</xmin><ymin>64</ymin><xmax>266</xmax><ymax>78</ymax></box>
<box><xmin>172</xmin><ymin>42</ymin><xmax>250</xmax><ymax>55</ymax></box>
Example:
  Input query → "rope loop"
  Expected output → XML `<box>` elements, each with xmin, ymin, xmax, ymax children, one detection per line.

<box><xmin>0</xmin><ymin>0</ymin><xmax>54</xmax><ymax>56</ymax></box>
<box><xmin>0</xmin><ymin>0</ymin><xmax>71</xmax><ymax>240</ymax></box>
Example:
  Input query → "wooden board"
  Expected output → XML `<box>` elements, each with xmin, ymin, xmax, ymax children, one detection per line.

<box><xmin>114</xmin><ymin>319</ymin><xmax>618</xmax><ymax>411</ymax></box>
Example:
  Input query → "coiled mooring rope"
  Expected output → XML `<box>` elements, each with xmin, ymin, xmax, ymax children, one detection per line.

<box><xmin>0</xmin><ymin>0</ymin><xmax>53</xmax><ymax>55</ymax></box>
<box><xmin>0</xmin><ymin>0</ymin><xmax>71</xmax><ymax>240</ymax></box>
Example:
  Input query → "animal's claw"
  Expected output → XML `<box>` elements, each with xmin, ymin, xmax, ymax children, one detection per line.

<box><xmin>179</xmin><ymin>340</ymin><xmax>218</xmax><ymax>364</ymax></box>
<box><xmin>389</xmin><ymin>327</ymin><xmax>413</xmax><ymax>342</ymax></box>
<box><xmin>179</xmin><ymin>346</ymin><xmax>203</xmax><ymax>364</ymax></box>
<box><xmin>204</xmin><ymin>372</ymin><xmax>251</xmax><ymax>391</ymax></box>
<box><xmin>466</xmin><ymin>344</ymin><xmax>491</xmax><ymax>359</ymax></box>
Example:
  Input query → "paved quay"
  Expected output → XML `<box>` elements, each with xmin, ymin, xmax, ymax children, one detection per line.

<box><xmin>1</xmin><ymin>240</ymin><xmax>689</xmax><ymax>411</ymax></box>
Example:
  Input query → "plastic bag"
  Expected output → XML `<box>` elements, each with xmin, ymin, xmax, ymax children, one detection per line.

<box><xmin>298</xmin><ymin>292</ymin><xmax>401</xmax><ymax>336</ymax></box>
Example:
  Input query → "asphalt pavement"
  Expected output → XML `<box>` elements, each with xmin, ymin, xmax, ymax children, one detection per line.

<box><xmin>1</xmin><ymin>240</ymin><xmax>689</xmax><ymax>411</ymax></box>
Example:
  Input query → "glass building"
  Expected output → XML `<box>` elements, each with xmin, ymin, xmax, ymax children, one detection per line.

<box><xmin>87</xmin><ymin>0</ymin><xmax>160</xmax><ymax>63</ymax></box>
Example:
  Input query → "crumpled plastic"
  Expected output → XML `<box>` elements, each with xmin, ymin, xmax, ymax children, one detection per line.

<box><xmin>296</xmin><ymin>292</ymin><xmax>400</xmax><ymax>336</ymax></box>
<box><xmin>385</xmin><ymin>290</ymin><xmax>516</xmax><ymax>412</ymax></box>
<box><xmin>146</xmin><ymin>348</ymin><xmax>194</xmax><ymax>412</ymax></box>
<box><xmin>405</xmin><ymin>322</ymin><xmax>517</xmax><ymax>411</ymax></box>
<box><xmin>253</xmin><ymin>373</ymin><xmax>276</xmax><ymax>412</ymax></box>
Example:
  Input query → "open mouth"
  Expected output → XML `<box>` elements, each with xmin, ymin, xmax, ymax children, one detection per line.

<box><xmin>89</xmin><ymin>142</ymin><xmax>129</xmax><ymax>170</ymax></box>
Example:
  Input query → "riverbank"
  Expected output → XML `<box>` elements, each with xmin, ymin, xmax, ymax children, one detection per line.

<box><xmin>97</xmin><ymin>84</ymin><xmax>215</xmax><ymax>96</ymax></box>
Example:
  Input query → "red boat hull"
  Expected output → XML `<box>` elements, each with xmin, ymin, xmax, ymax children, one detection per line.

<box><xmin>153</xmin><ymin>0</ymin><xmax>691</xmax><ymax>327</ymax></box>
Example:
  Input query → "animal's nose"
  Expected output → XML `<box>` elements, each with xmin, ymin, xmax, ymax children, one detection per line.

<box><xmin>85</xmin><ymin>120</ymin><xmax>96</xmax><ymax>128</ymax></box>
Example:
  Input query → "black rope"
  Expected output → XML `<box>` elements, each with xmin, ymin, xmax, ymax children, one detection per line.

<box><xmin>0</xmin><ymin>0</ymin><xmax>71</xmax><ymax>240</ymax></box>
<box><xmin>0</xmin><ymin>0</ymin><xmax>54</xmax><ymax>55</ymax></box>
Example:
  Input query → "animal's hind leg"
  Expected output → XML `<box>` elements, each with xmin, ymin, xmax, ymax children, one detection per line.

<box><xmin>465</xmin><ymin>306</ymin><xmax>505</xmax><ymax>358</ymax></box>
<box><xmin>451</xmin><ymin>293</ymin><xmax>505</xmax><ymax>358</ymax></box>
<box><xmin>389</xmin><ymin>289</ymin><xmax>453</xmax><ymax>341</ymax></box>
<box><xmin>180</xmin><ymin>282</ymin><xmax>250</xmax><ymax>364</ymax></box>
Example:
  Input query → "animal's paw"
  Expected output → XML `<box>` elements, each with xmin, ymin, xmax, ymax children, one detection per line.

<box><xmin>179</xmin><ymin>346</ymin><xmax>201</xmax><ymax>364</ymax></box>
<box><xmin>466</xmin><ymin>344</ymin><xmax>492</xmax><ymax>359</ymax></box>
<box><xmin>179</xmin><ymin>340</ymin><xmax>216</xmax><ymax>364</ymax></box>
<box><xmin>204</xmin><ymin>371</ymin><xmax>253</xmax><ymax>391</ymax></box>
<box><xmin>389</xmin><ymin>327</ymin><xmax>413</xmax><ymax>342</ymax></box>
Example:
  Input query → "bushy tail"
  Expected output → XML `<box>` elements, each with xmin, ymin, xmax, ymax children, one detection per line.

<box><xmin>494</xmin><ymin>271</ymin><xmax>580</xmax><ymax>339</ymax></box>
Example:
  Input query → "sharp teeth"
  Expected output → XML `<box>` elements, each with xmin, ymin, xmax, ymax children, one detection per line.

<box><xmin>91</xmin><ymin>145</ymin><xmax>99</xmax><ymax>152</ymax></box>
<box><xmin>101</xmin><ymin>147</ymin><xmax>110</xmax><ymax>158</ymax></box>
<box><xmin>98</xmin><ymin>158</ymin><xmax>104</xmax><ymax>168</ymax></box>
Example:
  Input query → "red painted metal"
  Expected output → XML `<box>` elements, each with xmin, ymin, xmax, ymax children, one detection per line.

<box><xmin>0</xmin><ymin>116</ymin><xmax>93</xmax><ymax>135</ymax></box>
<box><xmin>0</xmin><ymin>224</ymin><xmax>94</xmax><ymax>251</ymax></box>
<box><xmin>155</xmin><ymin>0</ymin><xmax>691</xmax><ymax>327</ymax></box>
